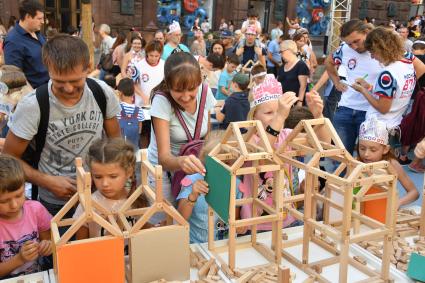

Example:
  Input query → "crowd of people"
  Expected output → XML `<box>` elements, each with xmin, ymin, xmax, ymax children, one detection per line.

<box><xmin>0</xmin><ymin>0</ymin><xmax>424</xmax><ymax>279</ymax></box>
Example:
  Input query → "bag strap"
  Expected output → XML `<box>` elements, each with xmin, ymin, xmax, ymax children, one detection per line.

<box><xmin>86</xmin><ymin>78</ymin><xmax>107</xmax><ymax>119</ymax></box>
<box><xmin>174</xmin><ymin>83</ymin><xmax>207</xmax><ymax>141</ymax></box>
<box><xmin>194</xmin><ymin>83</ymin><xmax>207</xmax><ymax>140</ymax></box>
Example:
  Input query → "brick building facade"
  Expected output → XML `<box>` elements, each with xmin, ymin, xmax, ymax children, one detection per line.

<box><xmin>0</xmin><ymin>0</ymin><xmax>421</xmax><ymax>36</ymax></box>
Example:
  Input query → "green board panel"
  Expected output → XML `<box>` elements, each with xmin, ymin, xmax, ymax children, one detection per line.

<box><xmin>205</xmin><ymin>156</ymin><xmax>231</xmax><ymax>224</ymax></box>
<box><xmin>407</xmin><ymin>253</ymin><xmax>425</xmax><ymax>281</ymax></box>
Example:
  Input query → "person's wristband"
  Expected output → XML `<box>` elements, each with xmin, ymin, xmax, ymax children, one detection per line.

<box><xmin>266</xmin><ymin>125</ymin><xmax>280</xmax><ymax>137</ymax></box>
<box><xmin>187</xmin><ymin>193</ymin><xmax>197</xmax><ymax>203</ymax></box>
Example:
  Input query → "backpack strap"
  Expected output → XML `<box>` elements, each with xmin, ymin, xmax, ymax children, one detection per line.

<box><xmin>28</xmin><ymin>83</ymin><xmax>50</xmax><ymax>200</ymax></box>
<box><xmin>86</xmin><ymin>78</ymin><xmax>107</xmax><ymax>119</ymax></box>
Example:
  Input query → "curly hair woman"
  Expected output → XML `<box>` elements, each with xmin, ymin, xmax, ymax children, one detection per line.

<box><xmin>351</xmin><ymin>27</ymin><xmax>416</xmax><ymax>131</ymax></box>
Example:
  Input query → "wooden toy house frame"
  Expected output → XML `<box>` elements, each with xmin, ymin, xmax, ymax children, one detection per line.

<box><xmin>117</xmin><ymin>150</ymin><xmax>190</xmax><ymax>283</ymax></box>
<box><xmin>275</xmin><ymin>118</ymin><xmax>398</xmax><ymax>283</ymax></box>
<box><xmin>51</xmin><ymin>158</ymin><xmax>125</xmax><ymax>283</ymax></box>
<box><xmin>206</xmin><ymin>120</ymin><xmax>285</xmax><ymax>270</ymax></box>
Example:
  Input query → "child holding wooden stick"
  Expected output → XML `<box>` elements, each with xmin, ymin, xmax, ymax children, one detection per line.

<box><xmin>357</xmin><ymin>118</ymin><xmax>419</xmax><ymax>208</ymax></box>
<box><xmin>177</xmin><ymin>131</ymin><xmax>243</xmax><ymax>243</ymax></box>
<box><xmin>0</xmin><ymin>155</ymin><xmax>52</xmax><ymax>279</ymax></box>
<box><xmin>74</xmin><ymin>138</ymin><xmax>149</xmax><ymax>239</ymax></box>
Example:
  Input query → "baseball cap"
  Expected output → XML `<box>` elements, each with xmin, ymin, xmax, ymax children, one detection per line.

<box><xmin>232</xmin><ymin>73</ymin><xmax>250</xmax><ymax>85</ymax></box>
<box><xmin>220</xmin><ymin>29</ymin><xmax>233</xmax><ymax>38</ymax></box>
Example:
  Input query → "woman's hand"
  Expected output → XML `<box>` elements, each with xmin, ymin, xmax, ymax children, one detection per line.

<box><xmin>178</xmin><ymin>155</ymin><xmax>206</xmax><ymax>175</ymax></box>
<box><xmin>355</xmin><ymin>78</ymin><xmax>371</xmax><ymax>89</ymax></box>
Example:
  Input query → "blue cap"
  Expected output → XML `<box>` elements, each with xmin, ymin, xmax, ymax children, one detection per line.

<box><xmin>220</xmin><ymin>29</ymin><xmax>233</xmax><ymax>38</ymax></box>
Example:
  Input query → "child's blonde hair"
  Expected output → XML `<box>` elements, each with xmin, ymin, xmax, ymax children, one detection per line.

<box><xmin>0</xmin><ymin>154</ymin><xmax>25</xmax><ymax>193</ymax></box>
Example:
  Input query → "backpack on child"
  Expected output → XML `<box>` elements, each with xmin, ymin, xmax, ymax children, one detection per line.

<box><xmin>119</xmin><ymin>104</ymin><xmax>140</xmax><ymax>148</ymax></box>
<box><xmin>155</xmin><ymin>83</ymin><xmax>208</xmax><ymax>198</ymax></box>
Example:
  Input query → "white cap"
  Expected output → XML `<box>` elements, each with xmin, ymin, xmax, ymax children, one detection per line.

<box><xmin>168</xmin><ymin>21</ymin><xmax>181</xmax><ymax>34</ymax></box>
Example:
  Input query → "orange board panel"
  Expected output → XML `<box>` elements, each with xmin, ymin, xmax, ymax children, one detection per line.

<box><xmin>56</xmin><ymin>236</ymin><xmax>125</xmax><ymax>283</ymax></box>
<box><xmin>363</xmin><ymin>187</ymin><xmax>387</xmax><ymax>224</ymax></box>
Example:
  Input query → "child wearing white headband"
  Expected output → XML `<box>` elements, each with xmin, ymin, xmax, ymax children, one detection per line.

<box><xmin>357</xmin><ymin>117</ymin><xmax>419</xmax><ymax>208</ymax></box>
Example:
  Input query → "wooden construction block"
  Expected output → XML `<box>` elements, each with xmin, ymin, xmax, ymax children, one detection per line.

<box><xmin>236</xmin><ymin>270</ymin><xmax>257</xmax><ymax>283</ymax></box>
<box><xmin>277</xmin><ymin>266</ymin><xmax>290</xmax><ymax>283</ymax></box>
<box><xmin>353</xmin><ymin>256</ymin><xmax>367</xmax><ymax>265</ymax></box>
<box><xmin>198</xmin><ymin>259</ymin><xmax>215</xmax><ymax>278</ymax></box>
<box><xmin>129</xmin><ymin>225</ymin><xmax>190</xmax><ymax>283</ymax></box>
<box><xmin>407</xmin><ymin>253</ymin><xmax>425</xmax><ymax>281</ymax></box>
<box><xmin>56</xmin><ymin>237</ymin><xmax>125</xmax><ymax>283</ymax></box>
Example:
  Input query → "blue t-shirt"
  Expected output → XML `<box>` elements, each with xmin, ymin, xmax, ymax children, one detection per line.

<box><xmin>161</xmin><ymin>43</ymin><xmax>190</xmax><ymax>61</ymax></box>
<box><xmin>176</xmin><ymin>173</ymin><xmax>241</xmax><ymax>243</ymax></box>
<box><xmin>216</xmin><ymin>69</ymin><xmax>236</xmax><ymax>100</ymax></box>
<box><xmin>266</xmin><ymin>39</ymin><xmax>281</xmax><ymax>68</ymax></box>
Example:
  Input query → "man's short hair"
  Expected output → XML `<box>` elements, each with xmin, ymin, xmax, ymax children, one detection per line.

<box><xmin>206</xmin><ymin>53</ymin><xmax>226</xmax><ymax>70</ymax></box>
<box><xmin>99</xmin><ymin>24</ymin><xmax>111</xmax><ymax>35</ymax></box>
<box><xmin>227</xmin><ymin>54</ymin><xmax>240</xmax><ymax>66</ymax></box>
<box><xmin>117</xmin><ymin>78</ymin><xmax>134</xmax><ymax>97</ymax></box>
<box><xmin>19</xmin><ymin>0</ymin><xmax>44</xmax><ymax>21</ymax></box>
<box><xmin>42</xmin><ymin>34</ymin><xmax>90</xmax><ymax>74</ymax></box>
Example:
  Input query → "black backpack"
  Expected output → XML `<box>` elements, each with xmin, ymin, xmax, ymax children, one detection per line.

<box><xmin>23</xmin><ymin>78</ymin><xmax>107</xmax><ymax>200</ymax></box>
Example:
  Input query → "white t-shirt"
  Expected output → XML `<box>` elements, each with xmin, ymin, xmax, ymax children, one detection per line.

<box><xmin>73</xmin><ymin>190</ymin><xmax>128</xmax><ymax>238</ymax></box>
<box><xmin>147</xmin><ymin>86</ymin><xmax>217</xmax><ymax>166</ymax></box>
<box><xmin>134</xmin><ymin>58</ymin><xmax>165</xmax><ymax>107</ymax></box>
<box><xmin>332</xmin><ymin>43</ymin><xmax>383</xmax><ymax>111</ymax></box>
<box><xmin>366</xmin><ymin>58</ymin><xmax>416</xmax><ymax>129</ymax></box>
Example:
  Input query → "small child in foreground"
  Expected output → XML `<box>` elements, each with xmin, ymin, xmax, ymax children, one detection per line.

<box><xmin>357</xmin><ymin>118</ymin><xmax>419</xmax><ymax>208</ymax></box>
<box><xmin>0</xmin><ymin>155</ymin><xmax>52</xmax><ymax>279</ymax></box>
<box><xmin>176</xmin><ymin>131</ymin><xmax>243</xmax><ymax>243</ymax></box>
<box><xmin>74</xmin><ymin>138</ymin><xmax>149</xmax><ymax>239</ymax></box>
